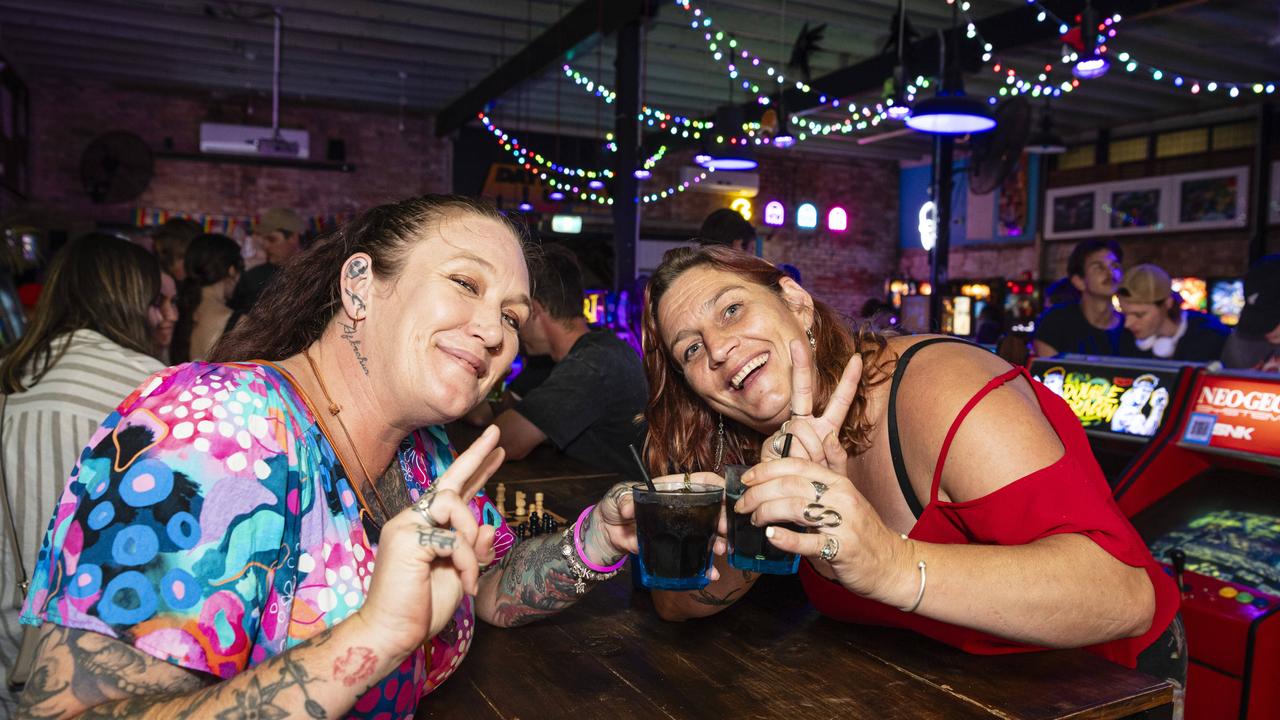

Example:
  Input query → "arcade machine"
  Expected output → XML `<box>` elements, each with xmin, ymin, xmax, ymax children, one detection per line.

<box><xmin>1002</xmin><ymin>278</ymin><xmax>1042</xmax><ymax>334</ymax></box>
<box><xmin>1173</xmin><ymin>276</ymin><xmax>1209</xmax><ymax>314</ymax></box>
<box><xmin>583</xmin><ymin>287</ymin><xmax>642</xmax><ymax>355</ymax></box>
<box><xmin>1029</xmin><ymin>354</ymin><xmax>1200</xmax><ymax>485</ymax></box>
<box><xmin>1116</xmin><ymin>369</ymin><xmax>1280</xmax><ymax>720</ymax></box>
<box><xmin>1209</xmin><ymin>278</ymin><xmax>1246</xmax><ymax>327</ymax></box>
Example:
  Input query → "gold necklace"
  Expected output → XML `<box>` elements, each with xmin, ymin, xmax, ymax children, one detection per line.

<box><xmin>303</xmin><ymin>348</ymin><xmax>392</xmax><ymax>522</ymax></box>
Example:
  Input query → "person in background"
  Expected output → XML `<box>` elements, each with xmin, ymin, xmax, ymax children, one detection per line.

<box><xmin>1032</xmin><ymin>239</ymin><xmax>1128</xmax><ymax>357</ymax></box>
<box><xmin>1220</xmin><ymin>254</ymin><xmax>1280</xmax><ymax>372</ymax></box>
<box><xmin>149</xmin><ymin>272</ymin><xmax>179</xmax><ymax>364</ymax></box>
<box><xmin>0</xmin><ymin>234</ymin><xmax>164</xmax><ymax>710</ymax></box>
<box><xmin>465</xmin><ymin>245</ymin><xmax>648</xmax><ymax>481</ymax></box>
<box><xmin>172</xmin><ymin>233</ymin><xmax>243</xmax><ymax>363</ymax></box>
<box><xmin>150</xmin><ymin>218</ymin><xmax>203</xmax><ymax>283</ymax></box>
<box><xmin>1117</xmin><ymin>264</ymin><xmax>1229</xmax><ymax>363</ymax></box>
<box><xmin>974</xmin><ymin>303</ymin><xmax>1004</xmax><ymax>345</ymax></box>
<box><xmin>858</xmin><ymin>298</ymin><xmax>899</xmax><ymax>332</ymax></box>
<box><xmin>228</xmin><ymin>207</ymin><xmax>306</xmax><ymax>330</ymax></box>
<box><xmin>698</xmin><ymin>208</ymin><xmax>758</xmax><ymax>254</ymax></box>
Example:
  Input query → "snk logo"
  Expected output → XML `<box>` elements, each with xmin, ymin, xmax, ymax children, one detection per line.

<box><xmin>1212</xmin><ymin>422</ymin><xmax>1255</xmax><ymax>440</ymax></box>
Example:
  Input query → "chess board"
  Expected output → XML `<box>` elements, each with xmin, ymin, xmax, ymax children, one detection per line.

<box><xmin>491</xmin><ymin>482</ymin><xmax>569</xmax><ymax>526</ymax></box>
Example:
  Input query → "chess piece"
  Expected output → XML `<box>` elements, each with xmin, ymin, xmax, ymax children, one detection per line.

<box><xmin>529</xmin><ymin>511</ymin><xmax>541</xmax><ymax>535</ymax></box>
<box><xmin>542</xmin><ymin>513</ymin><xmax>554</xmax><ymax>535</ymax></box>
<box><xmin>496</xmin><ymin>483</ymin><xmax>506</xmax><ymax>517</ymax></box>
<box><xmin>534</xmin><ymin>492</ymin><xmax>544</xmax><ymax>516</ymax></box>
<box><xmin>515</xmin><ymin>491</ymin><xmax>527</xmax><ymax>520</ymax></box>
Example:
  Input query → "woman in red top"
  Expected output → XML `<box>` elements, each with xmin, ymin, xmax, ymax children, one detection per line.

<box><xmin>642</xmin><ymin>246</ymin><xmax>1182</xmax><ymax>679</ymax></box>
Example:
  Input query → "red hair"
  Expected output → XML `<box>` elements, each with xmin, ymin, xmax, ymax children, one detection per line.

<box><xmin>641</xmin><ymin>245</ymin><xmax>893</xmax><ymax>475</ymax></box>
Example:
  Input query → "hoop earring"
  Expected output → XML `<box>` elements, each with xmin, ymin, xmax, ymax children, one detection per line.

<box><xmin>714</xmin><ymin>414</ymin><xmax>725</xmax><ymax>472</ymax></box>
<box><xmin>806</xmin><ymin>327</ymin><xmax>816</xmax><ymax>351</ymax></box>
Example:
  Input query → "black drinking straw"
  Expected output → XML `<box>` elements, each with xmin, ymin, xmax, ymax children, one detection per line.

<box><xmin>629</xmin><ymin>444</ymin><xmax>658</xmax><ymax>492</ymax></box>
<box><xmin>780</xmin><ymin>433</ymin><xmax>794</xmax><ymax>458</ymax></box>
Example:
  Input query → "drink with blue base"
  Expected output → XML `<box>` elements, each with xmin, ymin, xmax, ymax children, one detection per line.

<box><xmin>632</xmin><ymin>481</ymin><xmax>722</xmax><ymax>590</ymax></box>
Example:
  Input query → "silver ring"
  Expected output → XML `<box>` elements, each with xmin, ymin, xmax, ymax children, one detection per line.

<box><xmin>803</xmin><ymin>503</ymin><xmax>842</xmax><ymax>528</ymax></box>
<box><xmin>780</xmin><ymin>419</ymin><xmax>792</xmax><ymax>435</ymax></box>
<box><xmin>819</xmin><ymin>535</ymin><xmax>840</xmax><ymax>561</ymax></box>
<box><xmin>771</xmin><ymin>433</ymin><xmax>787</xmax><ymax>456</ymax></box>
<box><xmin>811</xmin><ymin>481</ymin><xmax>829</xmax><ymax>500</ymax></box>
<box><xmin>414</xmin><ymin>490</ymin><xmax>438</xmax><ymax>527</ymax></box>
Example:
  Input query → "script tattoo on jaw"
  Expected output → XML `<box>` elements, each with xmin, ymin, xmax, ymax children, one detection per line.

<box><xmin>339</xmin><ymin>320</ymin><xmax>371</xmax><ymax>376</ymax></box>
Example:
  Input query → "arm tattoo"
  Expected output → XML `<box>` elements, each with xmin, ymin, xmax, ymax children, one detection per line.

<box><xmin>346</xmin><ymin>258</ymin><xmax>368</xmax><ymax>279</ymax></box>
<box><xmin>416</xmin><ymin>527</ymin><xmax>456</xmax><ymax>550</ymax></box>
<box><xmin>338</xmin><ymin>320</ymin><xmax>371</xmax><ymax>376</ymax></box>
<box><xmin>487</xmin><ymin>533</ymin><xmax>583</xmax><ymax>627</ymax></box>
<box><xmin>691</xmin><ymin>571</ymin><xmax>755</xmax><ymax>607</ymax></box>
<box><xmin>344</xmin><ymin>289</ymin><xmax>367</xmax><ymax>315</ymax></box>
<box><xmin>18</xmin><ymin>623</ymin><xmax>375</xmax><ymax>720</ymax></box>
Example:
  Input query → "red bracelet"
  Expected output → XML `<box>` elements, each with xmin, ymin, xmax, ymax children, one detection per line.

<box><xmin>573</xmin><ymin>504</ymin><xmax>627</xmax><ymax>573</ymax></box>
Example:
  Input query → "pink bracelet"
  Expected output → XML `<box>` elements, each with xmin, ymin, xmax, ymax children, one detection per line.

<box><xmin>574</xmin><ymin>504</ymin><xmax>627</xmax><ymax>573</ymax></box>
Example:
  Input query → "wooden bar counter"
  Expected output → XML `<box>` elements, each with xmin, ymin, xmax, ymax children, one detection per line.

<box><xmin>419</xmin><ymin>444</ymin><xmax>1174</xmax><ymax>719</ymax></box>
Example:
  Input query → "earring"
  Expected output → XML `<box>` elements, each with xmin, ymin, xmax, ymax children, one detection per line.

<box><xmin>714</xmin><ymin>414</ymin><xmax>725</xmax><ymax>472</ymax></box>
<box><xmin>806</xmin><ymin>327</ymin><xmax>816</xmax><ymax>351</ymax></box>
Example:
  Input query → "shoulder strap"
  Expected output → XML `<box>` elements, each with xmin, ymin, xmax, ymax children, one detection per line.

<box><xmin>0</xmin><ymin>392</ymin><xmax>29</xmax><ymax>595</ymax></box>
<box><xmin>888</xmin><ymin>337</ymin><xmax>981</xmax><ymax>519</ymax></box>
<box><xmin>928</xmin><ymin>366</ymin><xmax>1025</xmax><ymax>505</ymax></box>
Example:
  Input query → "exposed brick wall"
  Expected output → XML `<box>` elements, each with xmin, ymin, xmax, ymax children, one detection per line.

<box><xmin>641</xmin><ymin>147</ymin><xmax>899</xmax><ymax>319</ymax></box>
<box><xmin>897</xmin><ymin>244</ymin><xmax>1039</xmax><ymax>283</ymax></box>
<box><xmin>26</xmin><ymin>74</ymin><xmax>451</xmax><ymax>227</ymax></box>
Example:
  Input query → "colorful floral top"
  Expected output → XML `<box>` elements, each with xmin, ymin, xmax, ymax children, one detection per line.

<box><xmin>21</xmin><ymin>362</ymin><xmax>514</xmax><ymax>719</ymax></box>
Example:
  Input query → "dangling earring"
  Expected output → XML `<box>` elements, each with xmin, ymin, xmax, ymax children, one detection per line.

<box><xmin>806</xmin><ymin>327</ymin><xmax>817</xmax><ymax>351</ymax></box>
<box><xmin>714</xmin><ymin>414</ymin><xmax>725</xmax><ymax>472</ymax></box>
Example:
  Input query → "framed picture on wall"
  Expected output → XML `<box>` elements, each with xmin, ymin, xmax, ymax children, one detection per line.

<box><xmin>1103</xmin><ymin>178</ymin><xmax>1171</xmax><ymax>234</ymax></box>
<box><xmin>1171</xmin><ymin>167</ymin><xmax>1249</xmax><ymax>230</ymax></box>
<box><xmin>1045</xmin><ymin>187</ymin><xmax>1100</xmax><ymax>239</ymax></box>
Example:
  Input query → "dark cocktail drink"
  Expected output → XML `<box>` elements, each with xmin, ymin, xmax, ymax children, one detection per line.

<box><xmin>632</xmin><ymin>482</ymin><xmax>722</xmax><ymax>590</ymax></box>
<box><xmin>724</xmin><ymin>464</ymin><xmax>801</xmax><ymax>574</ymax></box>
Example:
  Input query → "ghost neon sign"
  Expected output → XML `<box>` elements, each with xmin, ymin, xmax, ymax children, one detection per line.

<box><xmin>918</xmin><ymin>201</ymin><xmax>937</xmax><ymax>251</ymax></box>
<box><xmin>827</xmin><ymin>207</ymin><xmax>848</xmax><ymax>232</ymax></box>
<box><xmin>764</xmin><ymin>201</ymin><xmax>785</xmax><ymax>226</ymax></box>
<box><xmin>797</xmin><ymin>203</ymin><xmax>818</xmax><ymax>229</ymax></box>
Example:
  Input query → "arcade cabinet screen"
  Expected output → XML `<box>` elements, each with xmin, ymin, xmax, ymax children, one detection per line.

<box><xmin>1031</xmin><ymin>362</ymin><xmax>1176</xmax><ymax>439</ymax></box>
<box><xmin>1147</xmin><ymin>510</ymin><xmax>1280</xmax><ymax>596</ymax></box>
<box><xmin>1172</xmin><ymin>277</ymin><xmax>1207</xmax><ymax>312</ymax></box>
<box><xmin>1210</xmin><ymin>279</ymin><xmax>1245</xmax><ymax>326</ymax></box>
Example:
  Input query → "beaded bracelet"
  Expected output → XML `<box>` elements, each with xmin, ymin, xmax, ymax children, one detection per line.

<box><xmin>574</xmin><ymin>504</ymin><xmax>628</xmax><ymax>573</ymax></box>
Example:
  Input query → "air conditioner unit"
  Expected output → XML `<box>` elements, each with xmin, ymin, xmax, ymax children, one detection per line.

<box><xmin>199</xmin><ymin>123</ymin><xmax>310</xmax><ymax>160</ymax></box>
<box><xmin>679</xmin><ymin>167</ymin><xmax>759</xmax><ymax>197</ymax></box>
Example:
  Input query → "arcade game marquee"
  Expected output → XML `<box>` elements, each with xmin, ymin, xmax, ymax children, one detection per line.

<box><xmin>1116</xmin><ymin>369</ymin><xmax>1280</xmax><ymax>720</ymax></box>
<box><xmin>1029</xmin><ymin>354</ymin><xmax>1201</xmax><ymax>484</ymax></box>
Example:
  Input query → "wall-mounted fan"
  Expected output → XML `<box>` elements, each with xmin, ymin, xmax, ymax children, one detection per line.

<box><xmin>80</xmin><ymin>131</ymin><xmax>154</xmax><ymax>204</ymax></box>
<box><xmin>968</xmin><ymin>97</ymin><xmax>1031</xmax><ymax>195</ymax></box>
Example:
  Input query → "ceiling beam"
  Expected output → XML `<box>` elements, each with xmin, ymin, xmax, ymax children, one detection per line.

<box><xmin>435</xmin><ymin>0</ymin><xmax>655</xmax><ymax>137</ymax></box>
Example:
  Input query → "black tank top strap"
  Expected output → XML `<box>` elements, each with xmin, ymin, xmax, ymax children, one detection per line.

<box><xmin>888</xmin><ymin>337</ymin><xmax>983</xmax><ymax>518</ymax></box>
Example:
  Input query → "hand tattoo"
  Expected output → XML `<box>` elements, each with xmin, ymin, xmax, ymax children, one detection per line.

<box><xmin>417</xmin><ymin>527</ymin><xmax>456</xmax><ymax>550</ymax></box>
<box><xmin>338</xmin><ymin>320</ymin><xmax>371</xmax><ymax>376</ymax></box>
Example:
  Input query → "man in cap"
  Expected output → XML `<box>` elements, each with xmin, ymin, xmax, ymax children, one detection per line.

<box><xmin>1116</xmin><ymin>263</ymin><xmax>1228</xmax><ymax>362</ymax></box>
<box><xmin>1221</xmin><ymin>255</ymin><xmax>1280</xmax><ymax>372</ymax></box>
<box><xmin>228</xmin><ymin>208</ymin><xmax>306</xmax><ymax>330</ymax></box>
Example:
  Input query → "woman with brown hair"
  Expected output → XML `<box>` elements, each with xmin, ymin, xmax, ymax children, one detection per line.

<box><xmin>642</xmin><ymin>245</ymin><xmax>1184</xmax><ymax>687</ymax></box>
<box><xmin>0</xmin><ymin>233</ymin><xmax>165</xmax><ymax>709</ymax></box>
<box><xmin>171</xmin><ymin>233</ymin><xmax>243</xmax><ymax>363</ymax></box>
<box><xmin>16</xmin><ymin>196</ymin><xmax>643</xmax><ymax>719</ymax></box>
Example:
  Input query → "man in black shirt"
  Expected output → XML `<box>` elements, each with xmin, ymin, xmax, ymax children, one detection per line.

<box><xmin>466</xmin><ymin>245</ymin><xmax>648</xmax><ymax>480</ymax></box>
<box><xmin>1033</xmin><ymin>239</ymin><xmax>1130</xmax><ymax>357</ymax></box>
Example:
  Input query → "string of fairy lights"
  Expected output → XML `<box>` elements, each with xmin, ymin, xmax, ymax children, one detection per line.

<box><xmin>489</xmin><ymin>0</ymin><xmax>1279</xmax><ymax>207</ymax></box>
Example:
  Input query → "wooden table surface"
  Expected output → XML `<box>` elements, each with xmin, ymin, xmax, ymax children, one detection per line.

<box><xmin>419</xmin><ymin>442</ymin><xmax>1174</xmax><ymax>719</ymax></box>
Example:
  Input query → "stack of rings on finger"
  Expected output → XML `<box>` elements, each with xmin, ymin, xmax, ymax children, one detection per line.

<box><xmin>803</xmin><ymin>503</ymin><xmax>842</xmax><ymax>528</ymax></box>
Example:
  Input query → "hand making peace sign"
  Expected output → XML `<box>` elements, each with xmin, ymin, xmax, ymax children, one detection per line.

<box><xmin>759</xmin><ymin>338</ymin><xmax>864</xmax><ymax>469</ymax></box>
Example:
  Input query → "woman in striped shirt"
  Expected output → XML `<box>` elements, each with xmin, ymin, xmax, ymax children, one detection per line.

<box><xmin>0</xmin><ymin>233</ymin><xmax>167</xmax><ymax>710</ymax></box>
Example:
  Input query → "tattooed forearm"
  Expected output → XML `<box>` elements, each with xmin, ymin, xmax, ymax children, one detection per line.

<box><xmin>483</xmin><ymin>533</ymin><xmax>583</xmax><ymax>627</ymax></box>
<box><xmin>18</xmin><ymin>621</ymin><xmax>390</xmax><ymax>720</ymax></box>
<box><xmin>338</xmin><ymin>320</ymin><xmax>371</xmax><ymax>376</ymax></box>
